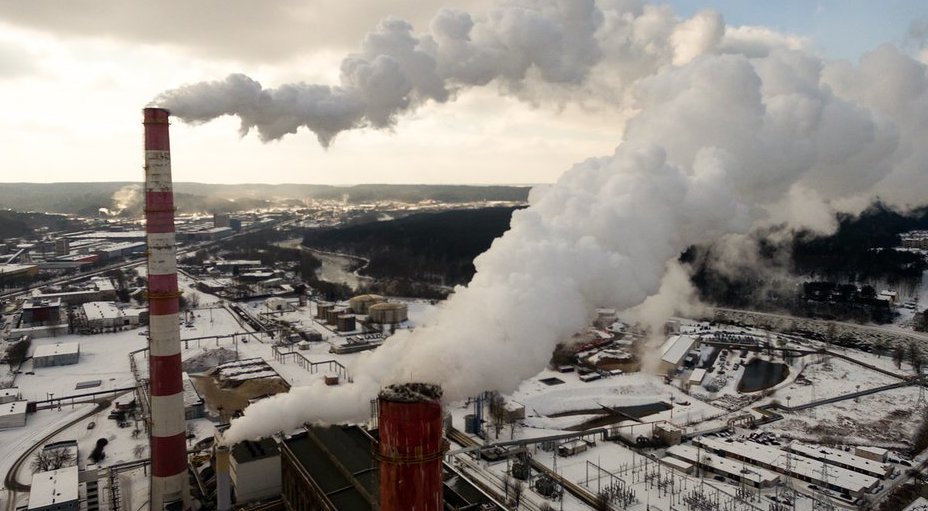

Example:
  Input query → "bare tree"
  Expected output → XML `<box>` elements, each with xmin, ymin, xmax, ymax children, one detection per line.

<box><xmin>893</xmin><ymin>346</ymin><xmax>906</xmax><ymax>369</ymax></box>
<box><xmin>487</xmin><ymin>391</ymin><xmax>506</xmax><ymax>440</ymax></box>
<box><xmin>512</xmin><ymin>480</ymin><xmax>524</xmax><ymax>509</ymax></box>
<box><xmin>909</xmin><ymin>344</ymin><xmax>923</xmax><ymax>375</ymax></box>
<box><xmin>31</xmin><ymin>448</ymin><xmax>74</xmax><ymax>473</ymax></box>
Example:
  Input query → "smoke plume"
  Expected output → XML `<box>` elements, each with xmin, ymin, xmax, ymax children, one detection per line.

<box><xmin>175</xmin><ymin>1</ymin><xmax>928</xmax><ymax>443</ymax></box>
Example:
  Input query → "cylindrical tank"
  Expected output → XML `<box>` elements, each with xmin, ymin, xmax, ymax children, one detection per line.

<box><xmin>143</xmin><ymin>107</ymin><xmax>189</xmax><ymax>511</ymax></box>
<box><xmin>326</xmin><ymin>306</ymin><xmax>348</xmax><ymax>325</ymax></box>
<box><xmin>348</xmin><ymin>294</ymin><xmax>385</xmax><ymax>314</ymax></box>
<box><xmin>378</xmin><ymin>383</ymin><xmax>445</xmax><ymax>511</ymax></box>
<box><xmin>336</xmin><ymin>314</ymin><xmax>356</xmax><ymax>332</ymax></box>
<box><xmin>215</xmin><ymin>445</ymin><xmax>231</xmax><ymax>511</ymax></box>
<box><xmin>315</xmin><ymin>302</ymin><xmax>334</xmax><ymax>320</ymax></box>
<box><xmin>368</xmin><ymin>303</ymin><xmax>409</xmax><ymax>324</ymax></box>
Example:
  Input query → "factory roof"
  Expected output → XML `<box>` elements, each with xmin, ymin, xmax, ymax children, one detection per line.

<box><xmin>82</xmin><ymin>301</ymin><xmax>124</xmax><ymax>321</ymax></box>
<box><xmin>231</xmin><ymin>438</ymin><xmax>279</xmax><ymax>464</ymax></box>
<box><xmin>68</xmin><ymin>231</ymin><xmax>146</xmax><ymax>240</ymax></box>
<box><xmin>667</xmin><ymin>444</ymin><xmax>780</xmax><ymax>486</ymax></box>
<box><xmin>660</xmin><ymin>335</ymin><xmax>697</xmax><ymax>366</ymax></box>
<box><xmin>659</xmin><ymin>456</ymin><xmax>694</xmax><ymax>473</ymax></box>
<box><xmin>283</xmin><ymin>425</ymin><xmax>377</xmax><ymax>510</ymax></box>
<box><xmin>786</xmin><ymin>442</ymin><xmax>891</xmax><ymax>477</ymax></box>
<box><xmin>694</xmin><ymin>437</ymin><xmax>879</xmax><ymax>494</ymax></box>
<box><xmin>182</xmin><ymin>373</ymin><xmax>203</xmax><ymax>408</ymax></box>
<box><xmin>23</xmin><ymin>298</ymin><xmax>62</xmax><ymax>310</ymax></box>
<box><xmin>33</xmin><ymin>342</ymin><xmax>80</xmax><ymax>359</ymax></box>
<box><xmin>689</xmin><ymin>368</ymin><xmax>707</xmax><ymax>384</ymax></box>
<box><xmin>28</xmin><ymin>466</ymin><xmax>79</xmax><ymax>510</ymax></box>
<box><xmin>0</xmin><ymin>400</ymin><xmax>28</xmax><ymax>417</ymax></box>
<box><xmin>0</xmin><ymin>263</ymin><xmax>38</xmax><ymax>276</ymax></box>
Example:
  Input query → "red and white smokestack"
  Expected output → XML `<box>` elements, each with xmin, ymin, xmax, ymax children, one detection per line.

<box><xmin>143</xmin><ymin>107</ymin><xmax>189</xmax><ymax>511</ymax></box>
<box><xmin>378</xmin><ymin>383</ymin><xmax>445</xmax><ymax>511</ymax></box>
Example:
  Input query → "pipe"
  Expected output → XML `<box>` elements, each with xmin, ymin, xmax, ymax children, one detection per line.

<box><xmin>143</xmin><ymin>107</ymin><xmax>189</xmax><ymax>511</ymax></box>
<box><xmin>215</xmin><ymin>445</ymin><xmax>232</xmax><ymax>511</ymax></box>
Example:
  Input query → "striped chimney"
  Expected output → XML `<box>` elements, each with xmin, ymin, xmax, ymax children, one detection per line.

<box><xmin>143</xmin><ymin>107</ymin><xmax>189</xmax><ymax>511</ymax></box>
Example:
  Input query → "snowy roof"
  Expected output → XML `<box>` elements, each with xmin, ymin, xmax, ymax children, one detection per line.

<box><xmin>904</xmin><ymin>497</ymin><xmax>928</xmax><ymax>511</ymax></box>
<box><xmin>82</xmin><ymin>301</ymin><xmax>124</xmax><ymax>321</ymax></box>
<box><xmin>28</xmin><ymin>466</ymin><xmax>79</xmax><ymax>509</ymax></box>
<box><xmin>660</xmin><ymin>456</ymin><xmax>694</xmax><ymax>473</ymax></box>
<box><xmin>0</xmin><ymin>388</ymin><xmax>19</xmax><ymax>399</ymax></box>
<box><xmin>688</xmin><ymin>368</ymin><xmax>707</xmax><ymax>384</ymax></box>
<box><xmin>694</xmin><ymin>437</ymin><xmax>879</xmax><ymax>494</ymax></box>
<box><xmin>182</xmin><ymin>373</ymin><xmax>203</xmax><ymax>407</ymax></box>
<box><xmin>667</xmin><ymin>444</ymin><xmax>779</xmax><ymax>486</ymax></box>
<box><xmin>33</xmin><ymin>342</ymin><xmax>80</xmax><ymax>359</ymax></box>
<box><xmin>0</xmin><ymin>401</ymin><xmax>28</xmax><ymax>417</ymax></box>
<box><xmin>660</xmin><ymin>335</ymin><xmax>697</xmax><ymax>366</ymax></box>
<box><xmin>787</xmin><ymin>442</ymin><xmax>891</xmax><ymax>477</ymax></box>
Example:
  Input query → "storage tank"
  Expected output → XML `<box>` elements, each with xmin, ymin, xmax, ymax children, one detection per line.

<box><xmin>368</xmin><ymin>302</ymin><xmax>409</xmax><ymax>324</ymax></box>
<box><xmin>336</xmin><ymin>314</ymin><xmax>356</xmax><ymax>332</ymax></box>
<box><xmin>348</xmin><ymin>294</ymin><xmax>385</xmax><ymax>314</ymax></box>
<box><xmin>378</xmin><ymin>383</ymin><xmax>445</xmax><ymax>511</ymax></box>
<box><xmin>315</xmin><ymin>302</ymin><xmax>334</xmax><ymax>320</ymax></box>
<box><xmin>325</xmin><ymin>306</ymin><xmax>348</xmax><ymax>325</ymax></box>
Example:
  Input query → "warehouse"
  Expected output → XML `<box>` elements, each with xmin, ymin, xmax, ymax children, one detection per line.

<box><xmin>785</xmin><ymin>442</ymin><xmax>893</xmax><ymax>479</ymax></box>
<box><xmin>81</xmin><ymin>302</ymin><xmax>141</xmax><ymax>330</ymax></box>
<box><xmin>666</xmin><ymin>444</ymin><xmax>780</xmax><ymax>488</ymax></box>
<box><xmin>693</xmin><ymin>437</ymin><xmax>880</xmax><ymax>498</ymax></box>
<box><xmin>32</xmin><ymin>342</ymin><xmax>80</xmax><ymax>368</ymax></box>
<box><xmin>658</xmin><ymin>335</ymin><xmax>698</xmax><ymax>374</ymax></box>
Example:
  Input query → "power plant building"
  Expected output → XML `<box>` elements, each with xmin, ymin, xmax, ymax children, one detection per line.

<box><xmin>230</xmin><ymin>439</ymin><xmax>281</xmax><ymax>505</ymax></box>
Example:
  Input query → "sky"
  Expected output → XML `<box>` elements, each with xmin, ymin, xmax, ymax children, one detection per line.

<box><xmin>0</xmin><ymin>0</ymin><xmax>925</xmax><ymax>185</ymax></box>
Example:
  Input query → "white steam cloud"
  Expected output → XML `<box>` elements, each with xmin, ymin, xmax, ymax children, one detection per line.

<box><xmin>167</xmin><ymin>1</ymin><xmax>928</xmax><ymax>443</ymax></box>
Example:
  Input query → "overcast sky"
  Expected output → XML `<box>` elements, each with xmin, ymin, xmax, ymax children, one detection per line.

<box><xmin>0</xmin><ymin>0</ymin><xmax>925</xmax><ymax>185</ymax></box>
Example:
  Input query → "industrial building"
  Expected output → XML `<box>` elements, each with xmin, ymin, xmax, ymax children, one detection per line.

<box><xmin>183</xmin><ymin>373</ymin><xmax>206</xmax><ymax>420</ymax></box>
<box><xmin>32</xmin><ymin>342</ymin><xmax>80</xmax><ymax>368</ymax></box>
<box><xmin>0</xmin><ymin>388</ymin><xmax>21</xmax><ymax>404</ymax></box>
<box><xmin>20</xmin><ymin>298</ymin><xmax>63</xmax><ymax>326</ymax></box>
<box><xmin>665</xmin><ymin>444</ymin><xmax>780</xmax><ymax>488</ymax></box>
<box><xmin>230</xmin><ymin>439</ymin><xmax>281</xmax><ymax>505</ymax></box>
<box><xmin>80</xmin><ymin>301</ymin><xmax>142</xmax><ymax>330</ymax></box>
<box><xmin>692</xmin><ymin>437</ymin><xmax>881</xmax><ymax>497</ymax></box>
<box><xmin>32</xmin><ymin>276</ymin><xmax>116</xmax><ymax>305</ymax></box>
<box><xmin>658</xmin><ymin>335</ymin><xmax>698</xmax><ymax>374</ymax></box>
<box><xmin>274</xmin><ymin>383</ymin><xmax>502</xmax><ymax>511</ymax></box>
<box><xmin>0</xmin><ymin>400</ymin><xmax>28</xmax><ymax>429</ymax></box>
<box><xmin>785</xmin><ymin>442</ymin><xmax>893</xmax><ymax>479</ymax></box>
<box><xmin>28</xmin><ymin>465</ymin><xmax>81</xmax><ymax>511</ymax></box>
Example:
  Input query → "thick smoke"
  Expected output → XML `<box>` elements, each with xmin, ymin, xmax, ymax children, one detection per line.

<box><xmin>198</xmin><ymin>1</ymin><xmax>928</xmax><ymax>443</ymax></box>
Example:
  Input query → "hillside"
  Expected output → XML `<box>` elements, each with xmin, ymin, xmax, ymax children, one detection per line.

<box><xmin>302</xmin><ymin>207</ymin><xmax>521</xmax><ymax>286</ymax></box>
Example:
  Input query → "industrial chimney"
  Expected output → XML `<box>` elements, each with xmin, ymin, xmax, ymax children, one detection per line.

<box><xmin>143</xmin><ymin>107</ymin><xmax>189</xmax><ymax>510</ymax></box>
<box><xmin>377</xmin><ymin>383</ymin><xmax>445</xmax><ymax>511</ymax></box>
